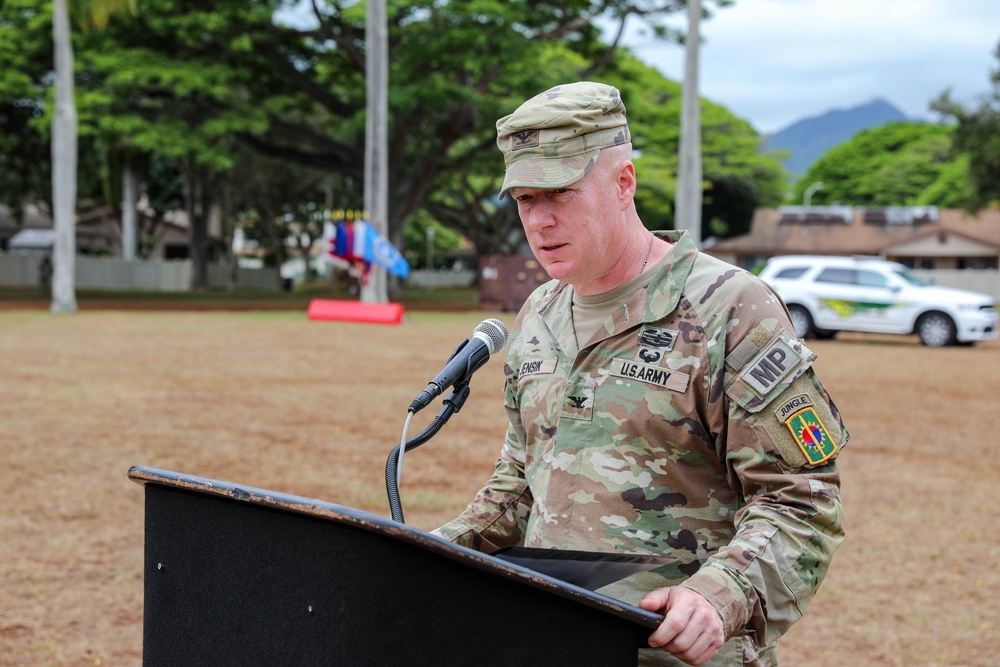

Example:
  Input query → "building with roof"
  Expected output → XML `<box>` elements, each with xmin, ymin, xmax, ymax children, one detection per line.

<box><xmin>0</xmin><ymin>203</ymin><xmax>226</xmax><ymax>260</ymax></box>
<box><xmin>704</xmin><ymin>207</ymin><xmax>1000</xmax><ymax>273</ymax></box>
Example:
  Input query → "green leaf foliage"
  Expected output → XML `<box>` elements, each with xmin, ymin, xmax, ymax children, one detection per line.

<box><xmin>931</xmin><ymin>40</ymin><xmax>1000</xmax><ymax>210</ymax></box>
<box><xmin>794</xmin><ymin>121</ymin><xmax>966</xmax><ymax>207</ymax></box>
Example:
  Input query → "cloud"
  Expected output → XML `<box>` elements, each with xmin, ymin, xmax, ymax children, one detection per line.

<box><xmin>619</xmin><ymin>0</ymin><xmax>1000</xmax><ymax>133</ymax></box>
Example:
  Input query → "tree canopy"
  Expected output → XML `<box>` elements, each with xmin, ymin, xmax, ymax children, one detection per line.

<box><xmin>1</xmin><ymin>0</ymin><xmax>786</xmax><ymax>276</ymax></box>
<box><xmin>932</xmin><ymin>39</ymin><xmax>1000</xmax><ymax>210</ymax></box>
<box><xmin>792</xmin><ymin>121</ymin><xmax>972</xmax><ymax>208</ymax></box>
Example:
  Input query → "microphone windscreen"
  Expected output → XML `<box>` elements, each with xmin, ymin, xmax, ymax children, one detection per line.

<box><xmin>474</xmin><ymin>318</ymin><xmax>509</xmax><ymax>354</ymax></box>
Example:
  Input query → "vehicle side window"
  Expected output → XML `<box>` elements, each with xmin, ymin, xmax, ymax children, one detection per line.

<box><xmin>773</xmin><ymin>266</ymin><xmax>808</xmax><ymax>279</ymax></box>
<box><xmin>857</xmin><ymin>270</ymin><xmax>889</xmax><ymax>288</ymax></box>
<box><xmin>814</xmin><ymin>268</ymin><xmax>856</xmax><ymax>285</ymax></box>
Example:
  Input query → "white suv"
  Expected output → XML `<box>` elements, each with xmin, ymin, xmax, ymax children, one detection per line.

<box><xmin>758</xmin><ymin>255</ymin><xmax>998</xmax><ymax>347</ymax></box>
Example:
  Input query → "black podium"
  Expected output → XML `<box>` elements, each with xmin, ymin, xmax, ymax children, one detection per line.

<box><xmin>129</xmin><ymin>466</ymin><xmax>662</xmax><ymax>666</ymax></box>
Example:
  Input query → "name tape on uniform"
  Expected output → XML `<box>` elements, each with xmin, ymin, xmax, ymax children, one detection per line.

<box><xmin>612</xmin><ymin>359</ymin><xmax>689</xmax><ymax>393</ymax></box>
<box><xmin>519</xmin><ymin>359</ymin><xmax>557</xmax><ymax>377</ymax></box>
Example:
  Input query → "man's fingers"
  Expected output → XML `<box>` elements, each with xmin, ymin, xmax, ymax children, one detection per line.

<box><xmin>643</xmin><ymin>587</ymin><xmax>725</xmax><ymax>665</ymax></box>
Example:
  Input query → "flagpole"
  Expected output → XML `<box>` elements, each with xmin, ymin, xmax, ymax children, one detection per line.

<box><xmin>362</xmin><ymin>0</ymin><xmax>389</xmax><ymax>303</ymax></box>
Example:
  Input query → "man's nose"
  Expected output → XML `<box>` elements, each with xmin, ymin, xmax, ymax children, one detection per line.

<box><xmin>521</xmin><ymin>202</ymin><xmax>555</xmax><ymax>232</ymax></box>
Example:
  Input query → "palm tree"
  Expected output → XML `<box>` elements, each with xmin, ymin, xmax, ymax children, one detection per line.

<box><xmin>50</xmin><ymin>0</ymin><xmax>136</xmax><ymax>313</ymax></box>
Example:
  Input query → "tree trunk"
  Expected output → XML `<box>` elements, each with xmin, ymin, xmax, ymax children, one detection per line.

<box><xmin>50</xmin><ymin>0</ymin><xmax>78</xmax><ymax>313</ymax></box>
<box><xmin>183</xmin><ymin>161</ymin><xmax>211</xmax><ymax>291</ymax></box>
<box><xmin>121</xmin><ymin>160</ymin><xmax>138</xmax><ymax>261</ymax></box>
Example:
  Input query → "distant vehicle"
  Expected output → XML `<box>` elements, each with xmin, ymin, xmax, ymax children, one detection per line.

<box><xmin>758</xmin><ymin>255</ymin><xmax>999</xmax><ymax>347</ymax></box>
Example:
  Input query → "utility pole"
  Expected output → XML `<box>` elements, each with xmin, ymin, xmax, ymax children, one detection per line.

<box><xmin>50</xmin><ymin>0</ymin><xmax>78</xmax><ymax>313</ymax></box>
<box><xmin>675</xmin><ymin>0</ymin><xmax>703</xmax><ymax>247</ymax></box>
<box><xmin>361</xmin><ymin>0</ymin><xmax>389</xmax><ymax>304</ymax></box>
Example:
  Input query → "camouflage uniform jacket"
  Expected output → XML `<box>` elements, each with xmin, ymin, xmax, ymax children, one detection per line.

<box><xmin>436</xmin><ymin>231</ymin><xmax>848</xmax><ymax>666</ymax></box>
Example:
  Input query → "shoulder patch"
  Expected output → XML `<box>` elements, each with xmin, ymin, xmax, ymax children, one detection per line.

<box><xmin>740</xmin><ymin>336</ymin><xmax>798</xmax><ymax>395</ymax></box>
<box><xmin>774</xmin><ymin>394</ymin><xmax>813</xmax><ymax>422</ymax></box>
<box><xmin>785</xmin><ymin>407</ymin><xmax>838</xmax><ymax>465</ymax></box>
<box><xmin>725</xmin><ymin>332</ymin><xmax>816</xmax><ymax>413</ymax></box>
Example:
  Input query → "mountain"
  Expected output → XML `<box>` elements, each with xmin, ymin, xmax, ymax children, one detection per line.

<box><xmin>762</xmin><ymin>99</ymin><xmax>909</xmax><ymax>177</ymax></box>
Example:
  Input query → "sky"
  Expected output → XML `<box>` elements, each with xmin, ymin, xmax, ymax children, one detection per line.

<box><xmin>614</xmin><ymin>0</ymin><xmax>1000</xmax><ymax>134</ymax></box>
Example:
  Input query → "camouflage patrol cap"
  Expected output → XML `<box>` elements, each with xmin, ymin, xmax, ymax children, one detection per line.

<box><xmin>496</xmin><ymin>81</ymin><xmax>630</xmax><ymax>199</ymax></box>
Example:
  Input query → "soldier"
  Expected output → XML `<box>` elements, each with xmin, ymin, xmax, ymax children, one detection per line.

<box><xmin>434</xmin><ymin>82</ymin><xmax>848</xmax><ymax>666</ymax></box>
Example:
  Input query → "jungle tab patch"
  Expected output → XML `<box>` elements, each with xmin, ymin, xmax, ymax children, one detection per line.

<box><xmin>785</xmin><ymin>407</ymin><xmax>838</xmax><ymax>466</ymax></box>
<box><xmin>774</xmin><ymin>394</ymin><xmax>813</xmax><ymax>422</ymax></box>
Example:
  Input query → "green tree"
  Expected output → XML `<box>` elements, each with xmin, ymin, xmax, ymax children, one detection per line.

<box><xmin>75</xmin><ymin>0</ymin><xmax>282</xmax><ymax>288</ymax></box>
<box><xmin>793</xmin><ymin>122</ymin><xmax>968</xmax><ymax>208</ymax></box>
<box><xmin>6</xmin><ymin>1</ymin><xmax>758</xmax><ymax>282</ymax></box>
<box><xmin>423</xmin><ymin>51</ymin><xmax>785</xmax><ymax>248</ymax></box>
<box><xmin>0</xmin><ymin>1</ymin><xmax>53</xmax><ymax>217</ymax></box>
<box><xmin>932</xmin><ymin>39</ymin><xmax>1000</xmax><ymax>210</ymax></box>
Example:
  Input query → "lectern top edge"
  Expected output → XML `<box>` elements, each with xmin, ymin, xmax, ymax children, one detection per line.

<box><xmin>128</xmin><ymin>465</ymin><xmax>663</xmax><ymax>632</ymax></box>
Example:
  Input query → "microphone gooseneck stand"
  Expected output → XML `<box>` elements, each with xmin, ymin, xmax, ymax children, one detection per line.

<box><xmin>385</xmin><ymin>383</ymin><xmax>472</xmax><ymax>523</ymax></box>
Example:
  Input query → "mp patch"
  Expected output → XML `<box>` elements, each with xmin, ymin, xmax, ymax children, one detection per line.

<box><xmin>739</xmin><ymin>336</ymin><xmax>800</xmax><ymax>396</ymax></box>
<box><xmin>785</xmin><ymin>407</ymin><xmax>838</xmax><ymax>466</ymax></box>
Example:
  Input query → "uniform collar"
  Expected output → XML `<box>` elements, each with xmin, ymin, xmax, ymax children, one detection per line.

<box><xmin>532</xmin><ymin>230</ymin><xmax>699</xmax><ymax>351</ymax></box>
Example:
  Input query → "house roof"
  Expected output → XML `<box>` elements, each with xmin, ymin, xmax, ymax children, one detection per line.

<box><xmin>7</xmin><ymin>228</ymin><xmax>55</xmax><ymax>249</ymax></box>
<box><xmin>706</xmin><ymin>207</ymin><xmax>1000</xmax><ymax>257</ymax></box>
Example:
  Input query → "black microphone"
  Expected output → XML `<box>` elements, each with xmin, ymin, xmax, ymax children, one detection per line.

<box><xmin>409</xmin><ymin>318</ymin><xmax>509</xmax><ymax>413</ymax></box>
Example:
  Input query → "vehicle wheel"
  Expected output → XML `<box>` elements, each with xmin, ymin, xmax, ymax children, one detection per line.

<box><xmin>917</xmin><ymin>312</ymin><xmax>957</xmax><ymax>347</ymax></box>
<box><xmin>787</xmin><ymin>305</ymin><xmax>814</xmax><ymax>339</ymax></box>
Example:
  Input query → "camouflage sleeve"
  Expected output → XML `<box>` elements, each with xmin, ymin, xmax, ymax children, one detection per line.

<box><xmin>433</xmin><ymin>305</ymin><xmax>537</xmax><ymax>552</ymax></box>
<box><xmin>432</xmin><ymin>442</ymin><xmax>533</xmax><ymax>553</ymax></box>
<box><xmin>680</xmin><ymin>273</ymin><xmax>848</xmax><ymax>647</ymax></box>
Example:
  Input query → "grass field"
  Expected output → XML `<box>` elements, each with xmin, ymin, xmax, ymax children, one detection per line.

<box><xmin>1</xmin><ymin>306</ymin><xmax>998</xmax><ymax>666</ymax></box>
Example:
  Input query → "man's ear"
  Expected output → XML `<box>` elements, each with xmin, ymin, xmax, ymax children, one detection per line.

<box><xmin>616</xmin><ymin>161</ymin><xmax>637</xmax><ymax>208</ymax></box>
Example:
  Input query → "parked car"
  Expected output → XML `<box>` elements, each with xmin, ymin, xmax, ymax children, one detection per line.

<box><xmin>758</xmin><ymin>255</ymin><xmax>999</xmax><ymax>347</ymax></box>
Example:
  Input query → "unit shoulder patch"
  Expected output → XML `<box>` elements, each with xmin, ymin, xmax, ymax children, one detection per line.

<box><xmin>784</xmin><ymin>406</ymin><xmax>838</xmax><ymax>466</ymax></box>
<box><xmin>741</xmin><ymin>336</ymin><xmax>798</xmax><ymax>395</ymax></box>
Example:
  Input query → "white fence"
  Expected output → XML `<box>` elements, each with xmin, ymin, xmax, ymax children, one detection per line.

<box><xmin>2</xmin><ymin>254</ymin><xmax>998</xmax><ymax>301</ymax></box>
<box><xmin>0</xmin><ymin>255</ymin><xmax>280</xmax><ymax>292</ymax></box>
<box><xmin>913</xmin><ymin>269</ymin><xmax>1000</xmax><ymax>301</ymax></box>
<box><xmin>405</xmin><ymin>269</ymin><xmax>477</xmax><ymax>290</ymax></box>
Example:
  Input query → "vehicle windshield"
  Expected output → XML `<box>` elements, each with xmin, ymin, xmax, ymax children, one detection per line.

<box><xmin>894</xmin><ymin>266</ymin><xmax>931</xmax><ymax>287</ymax></box>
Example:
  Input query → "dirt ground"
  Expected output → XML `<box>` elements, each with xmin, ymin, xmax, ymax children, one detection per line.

<box><xmin>1</xmin><ymin>308</ymin><xmax>998</xmax><ymax>666</ymax></box>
